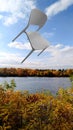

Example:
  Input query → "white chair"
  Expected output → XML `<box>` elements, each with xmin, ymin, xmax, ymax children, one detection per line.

<box><xmin>12</xmin><ymin>8</ymin><xmax>50</xmax><ymax>63</ymax></box>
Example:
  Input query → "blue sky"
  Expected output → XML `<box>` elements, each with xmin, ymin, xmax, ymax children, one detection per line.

<box><xmin>0</xmin><ymin>0</ymin><xmax>73</xmax><ymax>69</ymax></box>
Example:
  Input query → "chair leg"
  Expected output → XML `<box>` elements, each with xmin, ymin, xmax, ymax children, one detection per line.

<box><xmin>37</xmin><ymin>47</ymin><xmax>47</xmax><ymax>56</ymax></box>
<box><xmin>12</xmin><ymin>26</ymin><xmax>28</xmax><ymax>42</ymax></box>
<box><xmin>12</xmin><ymin>31</ymin><xmax>23</xmax><ymax>42</ymax></box>
<box><xmin>21</xmin><ymin>49</ymin><xmax>34</xmax><ymax>63</ymax></box>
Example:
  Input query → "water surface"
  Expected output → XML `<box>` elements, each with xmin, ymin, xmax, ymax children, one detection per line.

<box><xmin>0</xmin><ymin>77</ymin><xmax>71</xmax><ymax>94</ymax></box>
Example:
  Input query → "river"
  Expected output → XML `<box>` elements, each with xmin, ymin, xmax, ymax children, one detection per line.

<box><xmin>0</xmin><ymin>77</ymin><xmax>71</xmax><ymax>94</ymax></box>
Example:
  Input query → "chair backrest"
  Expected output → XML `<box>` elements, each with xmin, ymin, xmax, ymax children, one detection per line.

<box><xmin>28</xmin><ymin>8</ymin><xmax>47</xmax><ymax>30</ymax></box>
<box><xmin>12</xmin><ymin>8</ymin><xmax>47</xmax><ymax>42</ymax></box>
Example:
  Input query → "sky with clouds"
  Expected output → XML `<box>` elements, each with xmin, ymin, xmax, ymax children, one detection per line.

<box><xmin>0</xmin><ymin>0</ymin><xmax>73</xmax><ymax>69</ymax></box>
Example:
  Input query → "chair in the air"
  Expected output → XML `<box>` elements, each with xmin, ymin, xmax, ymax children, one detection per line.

<box><xmin>12</xmin><ymin>8</ymin><xmax>50</xmax><ymax>63</ymax></box>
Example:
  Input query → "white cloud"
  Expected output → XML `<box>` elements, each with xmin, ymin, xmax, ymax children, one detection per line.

<box><xmin>47</xmin><ymin>44</ymin><xmax>73</xmax><ymax>58</ymax></box>
<box><xmin>45</xmin><ymin>44</ymin><xmax>73</xmax><ymax>68</ymax></box>
<box><xmin>0</xmin><ymin>0</ymin><xmax>36</xmax><ymax>26</ymax></box>
<box><xmin>0</xmin><ymin>52</ymin><xmax>22</xmax><ymax>68</ymax></box>
<box><xmin>8</xmin><ymin>42</ymin><xmax>73</xmax><ymax>69</ymax></box>
<box><xmin>0</xmin><ymin>14</ymin><xmax>3</xmax><ymax>19</ymax></box>
<box><xmin>8</xmin><ymin>41</ymin><xmax>31</xmax><ymax>50</ymax></box>
<box><xmin>21</xmin><ymin>43</ymin><xmax>73</xmax><ymax>69</ymax></box>
<box><xmin>4</xmin><ymin>15</ymin><xmax>18</xmax><ymax>26</ymax></box>
<box><xmin>0</xmin><ymin>44</ymin><xmax>73</xmax><ymax>69</ymax></box>
<box><xmin>45</xmin><ymin>0</ymin><xmax>73</xmax><ymax>18</ymax></box>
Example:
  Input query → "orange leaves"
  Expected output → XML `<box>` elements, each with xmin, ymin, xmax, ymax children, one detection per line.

<box><xmin>0</xmin><ymin>68</ymin><xmax>73</xmax><ymax>77</ymax></box>
<box><xmin>0</xmin><ymin>85</ymin><xmax>73</xmax><ymax>130</ymax></box>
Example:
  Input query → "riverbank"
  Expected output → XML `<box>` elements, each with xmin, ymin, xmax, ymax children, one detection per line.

<box><xmin>0</xmin><ymin>68</ymin><xmax>73</xmax><ymax>77</ymax></box>
<box><xmin>0</xmin><ymin>83</ymin><xmax>73</xmax><ymax>130</ymax></box>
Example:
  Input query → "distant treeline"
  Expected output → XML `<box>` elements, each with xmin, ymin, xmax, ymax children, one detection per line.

<box><xmin>0</xmin><ymin>68</ymin><xmax>73</xmax><ymax>77</ymax></box>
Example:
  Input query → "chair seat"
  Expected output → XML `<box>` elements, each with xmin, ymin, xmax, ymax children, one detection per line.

<box><xmin>26</xmin><ymin>31</ymin><xmax>49</xmax><ymax>50</ymax></box>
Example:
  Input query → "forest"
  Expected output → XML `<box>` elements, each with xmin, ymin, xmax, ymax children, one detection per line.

<box><xmin>0</xmin><ymin>79</ymin><xmax>73</xmax><ymax>130</ymax></box>
<box><xmin>0</xmin><ymin>68</ymin><xmax>73</xmax><ymax>77</ymax></box>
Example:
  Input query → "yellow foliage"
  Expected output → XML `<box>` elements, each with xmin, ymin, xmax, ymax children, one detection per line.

<box><xmin>0</xmin><ymin>85</ymin><xmax>73</xmax><ymax>130</ymax></box>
